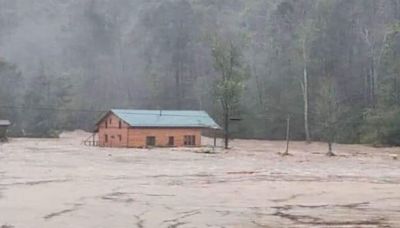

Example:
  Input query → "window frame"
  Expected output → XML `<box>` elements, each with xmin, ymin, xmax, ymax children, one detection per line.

<box><xmin>184</xmin><ymin>135</ymin><xmax>196</xmax><ymax>146</ymax></box>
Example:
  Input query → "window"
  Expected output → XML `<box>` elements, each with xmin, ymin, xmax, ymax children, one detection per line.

<box><xmin>105</xmin><ymin>134</ymin><xmax>108</xmax><ymax>143</ymax></box>
<box><xmin>146</xmin><ymin>136</ymin><xmax>156</xmax><ymax>146</ymax></box>
<box><xmin>105</xmin><ymin>121</ymin><xmax>108</xmax><ymax>128</ymax></box>
<box><xmin>184</xmin><ymin>135</ymin><xmax>196</xmax><ymax>146</ymax></box>
<box><xmin>109</xmin><ymin>118</ymin><xmax>112</xmax><ymax>124</ymax></box>
<box><xmin>168</xmin><ymin>136</ymin><xmax>174</xmax><ymax>146</ymax></box>
<box><xmin>118</xmin><ymin>135</ymin><xmax>122</xmax><ymax>142</ymax></box>
<box><xmin>111</xmin><ymin>135</ymin><xmax>115</xmax><ymax>139</ymax></box>
<box><xmin>119</xmin><ymin>120</ymin><xmax>122</xmax><ymax>129</ymax></box>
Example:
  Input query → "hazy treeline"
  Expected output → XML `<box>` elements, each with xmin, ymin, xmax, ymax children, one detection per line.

<box><xmin>1</xmin><ymin>0</ymin><xmax>400</xmax><ymax>145</ymax></box>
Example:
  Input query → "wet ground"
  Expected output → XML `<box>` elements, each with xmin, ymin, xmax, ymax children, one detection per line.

<box><xmin>0</xmin><ymin>131</ymin><xmax>399</xmax><ymax>228</ymax></box>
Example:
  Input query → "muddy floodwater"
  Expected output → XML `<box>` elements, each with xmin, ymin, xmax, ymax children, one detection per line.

<box><xmin>0</xmin><ymin>131</ymin><xmax>399</xmax><ymax>228</ymax></box>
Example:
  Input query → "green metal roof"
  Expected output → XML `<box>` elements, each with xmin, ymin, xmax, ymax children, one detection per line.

<box><xmin>110</xmin><ymin>109</ymin><xmax>221</xmax><ymax>129</ymax></box>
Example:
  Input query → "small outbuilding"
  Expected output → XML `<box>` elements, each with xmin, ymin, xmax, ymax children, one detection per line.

<box><xmin>0</xmin><ymin>120</ymin><xmax>11</xmax><ymax>141</ymax></box>
<box><xmin>95</xmin><ymin>109</ymin><xmax>220</xmax><ymax>148</ymax></box>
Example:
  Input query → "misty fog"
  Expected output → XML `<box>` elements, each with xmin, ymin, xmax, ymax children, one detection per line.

<box><xmin>1</xmin><ymin>0</ymin><xmax>400</xmax><ymax>145</ymax></box>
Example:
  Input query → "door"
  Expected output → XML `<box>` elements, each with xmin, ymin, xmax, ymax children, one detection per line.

<box><xmin>168</xmin><ymin>136</ymin><xmax>174</xmax><ymax>146</ymax></box>
<box><xmin>146</xmin><ymin>136</ymin><xmax>156</xmax><ymax>146</ymax></box>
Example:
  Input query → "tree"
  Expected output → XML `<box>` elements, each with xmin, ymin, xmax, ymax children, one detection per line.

<box><xmin>212</xmin><ymin>37</ymin><xmax>249</xmax><ymax>149</ymax></box>
<box><xmin>360</xmin><ymin>21</ymin><xmax>400</xmax><ymax>146</ymax></box>
<box><xmin>274</xmin><ymin>0</ymin><xmax>315</xmax><ymax>143</ymax></box>
<box><xmin>315</xmin><ymin>78</ymin><xmax>339</xmax><ymax>156</ymax></box>
<box><xmin>23</xmin><ymin>65</ymin><xmax>72</xmax><ymax>137</ymax></box>
<box><xmin>266</xmin><ymin>0</ymin><xmax>313</xmax><ymax>141</ymax></box>
<box><xmin>139</xmin><ymin>0</ymin><xmax>199</xmax><ymax>109</ymax></box>
<box><xmin>3</xmin><ymin>0</ymin><xmax>400</xmax><ymax>144</ymax></box>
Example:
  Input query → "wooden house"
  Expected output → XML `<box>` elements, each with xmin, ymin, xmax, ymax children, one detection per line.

<box><xmin>95</xmin><ymin>110</ymin><xmax>220</xmax><ymax>148</ymax></box>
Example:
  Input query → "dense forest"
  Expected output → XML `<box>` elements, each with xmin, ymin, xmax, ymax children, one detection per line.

<box><xmin>1</xmin><ymin>0</ymin><xmax>400</xmax><ymax>145</ymax></box>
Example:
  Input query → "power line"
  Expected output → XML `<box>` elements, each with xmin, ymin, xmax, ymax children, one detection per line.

<box><xmin>0</xmin><ymin>105</ymin><xmax>215</xmax><ymax>118</ymax></box>
<box><xmin>0</xmin><ymin>105</ymin><xmax>106</xmax><ymax>113</ymax></box>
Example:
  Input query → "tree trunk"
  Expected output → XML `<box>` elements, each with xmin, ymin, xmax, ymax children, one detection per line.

<box><xmin>175</xmin><ymin>64</ymin><xmax>181</xmax><ymax>109</ymax></box>
<box><xmin>253</xmin><ymin>65</ymin><xmax>264</xmax><ymax>107</ymax></box>
<box><xmin>302</xmin><ymin>40</ymin><xmax>311</xmax><ymax>143</ymax></box>
<box><xmin>303</xmin><ymin>65</ymin><xmax>310</xmax><ymax>143</ymax></box>
<box><xmin>327</xmin><ymin>140</ymin><xmax>335</xmax><ymax>157</ymax></box>
<box><xmin>396</xmin><ymin>77</ymin><xmax>399</xmax><ymax>105</ymax></box>
<box><xmin>370</xmin><ymin>56</ymin><xmax>376</xmax><ymax>108</ymax></box>
<box><xmin>363</xmin><ymin>28</ymin><xmax>377</xmax><ymax>109</ymax></box>
<box><xmin>224</xmin><ymin>108</ymin><xmax>229</xmax><ymax>149</ymax></box>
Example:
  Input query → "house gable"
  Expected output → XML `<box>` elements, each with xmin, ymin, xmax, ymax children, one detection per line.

<box><xmin>97</xmin><ymin>112</ymin><xmax>130</xmax><ymax>130</ymax></box>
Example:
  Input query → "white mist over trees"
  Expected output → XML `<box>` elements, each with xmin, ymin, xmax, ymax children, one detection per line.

<box><xmin>1</xmin><ymin>0</ymin><xmax>400</xmax><ymax>145</ymax></box>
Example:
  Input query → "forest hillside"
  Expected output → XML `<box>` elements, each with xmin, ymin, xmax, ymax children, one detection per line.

<box><xmin>1</xmin><ymin>0</ymin><xmax>400</xmax><ymax>145</ymax></box>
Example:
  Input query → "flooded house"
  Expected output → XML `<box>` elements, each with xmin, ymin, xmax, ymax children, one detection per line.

<box><xmin>95</xmin><ymin>109</ymin><xmax>220</xmax><ymax>148</ymax></box>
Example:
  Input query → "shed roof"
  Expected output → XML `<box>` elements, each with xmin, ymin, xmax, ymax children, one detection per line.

<box><xmin>99</xmin><ymin>109</ymin><xmax>220</xmax><ymax>129</ymax></box>
<box><xmin>0</xmin><ymin>120</ymin><xmax>11</xmax><ymax>126</ymax></box>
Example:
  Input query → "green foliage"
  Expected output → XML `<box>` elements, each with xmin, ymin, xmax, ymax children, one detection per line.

<box><xmin>211</xmin><ymin>36</ymin><xmax>249</xmax><ymax>148</ymax></box>
<box><xmin>23</xmin><ymin>71</ymin><xmax>72</xmax><ymax>137</ymax></box>
<box><xmin>314</xmin><ymin>78</ymin><xmax>339</xmax><ymax>143</ymax></box>
<box><xmin>363</xmin><ymin>21</ymin><xmax>400</xmax><ymax>146</ymax></box>
<box><xmin>361</xmin><ymin>108</ymin><xmax>400</xmax><ymax>146</ymax></box>
<box><xmin>3</xmin><ymin>0</ymin><xmax>400</xmax><ymax>145</ymax></box>
<box><xmin>212</xmin><ymin>37</ymin><xmax>249</xmax><ymax>111</ymax></box>
<box><xmin>334</xmin><ymin>106</ymin><xmax>364</xmax><ymax>144</ymax></box>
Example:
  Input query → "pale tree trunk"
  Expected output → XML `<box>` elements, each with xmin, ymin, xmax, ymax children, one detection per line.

<box><xmin>362</xmin><ymin>27</ymin><xmax>385</xmax><ymax>108</ymax></box>
<box><xmin>302</xmin><ymin>40</ymin><xmax>311</xmax><ymax>143</ymax></box>
<box><xmin>303</xmin><ymin>65</ymin><xmax>310</xmax><ymax>143</ymax></box>
<box><xmin>175</xmin><ymin>62</ymin><xmax>182</xmax><ymax>109</ymax></box>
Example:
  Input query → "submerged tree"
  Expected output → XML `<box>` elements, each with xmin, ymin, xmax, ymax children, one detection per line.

<box><xmin>212</xmin><ymin>37</ymin><xmax>249</xmax><ymax>149</ymax></box>
<box><xmin>316</xmin><ymin>78</ymin><xmax>339</xmax><ymax>156</ymax></box>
